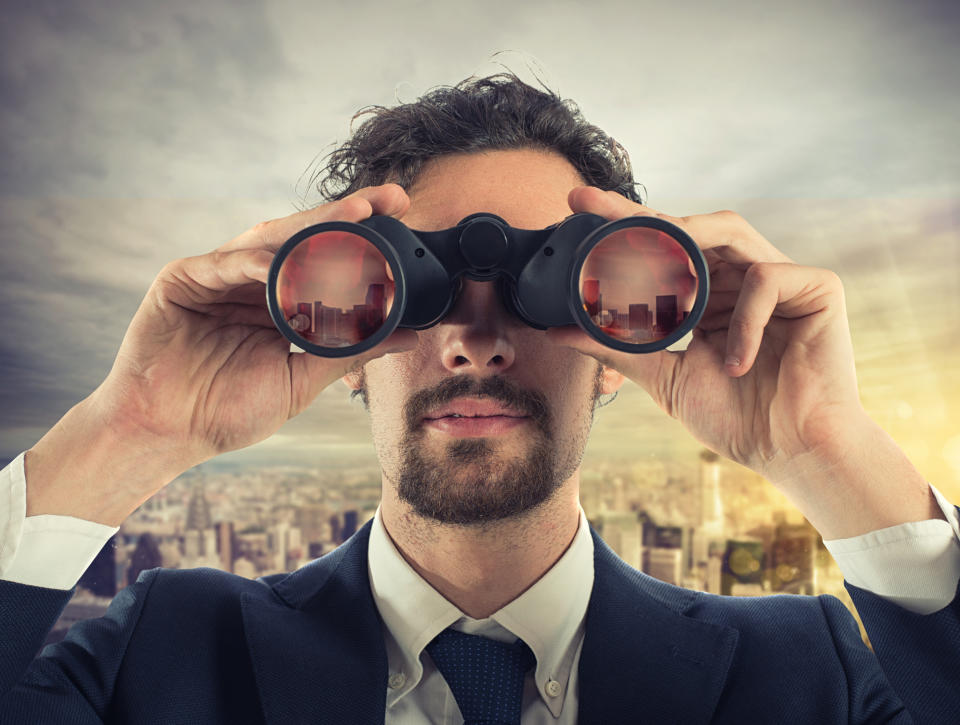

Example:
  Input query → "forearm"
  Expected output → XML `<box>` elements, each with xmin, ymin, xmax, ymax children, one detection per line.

<box><xmin>25</xmin><ymin>394</ymin><xmax>193</xmax><ymax>527</ymax></box>
<box><xmin>768</xmin><ymin>411</ymin><xmax>945</xmax><ymax>540</ymax></box>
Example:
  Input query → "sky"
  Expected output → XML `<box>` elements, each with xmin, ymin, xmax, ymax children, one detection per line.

<box><xmin>1</xmin><ymin>0</ymin><xmax>958</xmax><ymax>500</ymax></box>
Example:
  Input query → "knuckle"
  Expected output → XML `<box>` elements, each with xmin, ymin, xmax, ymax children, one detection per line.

<box><xmin>209</xmin><ymin>250</ymin><xmax>226</xmax><ymax>268</ymax></box>
<box><xmin>336</xmin><ymin>195</ymin><xmax>370</xmax><ymax>219</ymax></box>
<box><xmin>715</xmin><ymin>209</ymin><xmax>744</xmax><ymax>223</ymax></box>
<box><xmin>159</xmin><ymin>257</ymin><xmax>187</xmax><ymax>279</ymax></box>
<box><xmin>743</xmin><ymin>262</ymin><xmax>773</xmax><ymax>287</ymax></box>
<box><xmin>822</xmin><ymin>268</ymin><xmax>843</xmax><ymax>290</ymax></box>
<box><xmin>250</xmin><ymin>219</ymin><xmax>273</xmax><ymax>235</ymax></box>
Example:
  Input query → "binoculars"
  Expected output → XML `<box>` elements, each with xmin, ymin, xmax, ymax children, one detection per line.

<box><xmin>266</xmin><ymin>212</ymin><xmax>709</xmax><ymax>357</ymax></box>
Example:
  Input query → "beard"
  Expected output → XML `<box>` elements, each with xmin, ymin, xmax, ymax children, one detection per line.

<box><xmin>378</xmin><ymin>371</ymin><xmax>602</xmax><ymax>526</ymax></box>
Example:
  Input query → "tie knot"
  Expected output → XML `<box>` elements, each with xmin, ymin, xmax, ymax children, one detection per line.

<box><xmin>426</xmin><ymin>628</ymin><xmax>536</xmax><ymax>725</ymax></box>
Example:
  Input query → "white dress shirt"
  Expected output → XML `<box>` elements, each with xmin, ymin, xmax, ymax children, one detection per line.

<box><xmin>368</xmin><ymin>505</ymin><xmax>592</xmax><ymax>724</ymax></box>
<box><xmin>2</xmin><ymin>450</ymin><xmax>960</xmax><ymax>723</ymax></box>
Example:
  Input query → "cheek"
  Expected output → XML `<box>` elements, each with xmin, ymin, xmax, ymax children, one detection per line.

<box><xmin>363</xmin><ymin>350</ymin><xmax>429</xmax><ymax>415</ymax></box>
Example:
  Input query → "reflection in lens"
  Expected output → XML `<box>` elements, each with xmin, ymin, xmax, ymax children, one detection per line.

<box><xmin>579</xmin><ymin>226</ymin><xmax>699</xmax><ymax>344</ymax></box>
<box><xmin>275</xmin><ymin>230</ymin><xmax>395</xmax><ymax>348</ymax></box>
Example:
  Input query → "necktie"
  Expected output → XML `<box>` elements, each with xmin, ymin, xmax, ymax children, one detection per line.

<box><xmin>426</xmin><ymin>628</ymin><xmax>536</xmax><ymax>725</ymax></box>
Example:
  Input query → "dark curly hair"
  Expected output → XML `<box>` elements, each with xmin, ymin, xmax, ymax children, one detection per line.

<box><xmin>304</xmin><ymin>71</ymin><xmax>644</xmax><ymax>205</ymax></box>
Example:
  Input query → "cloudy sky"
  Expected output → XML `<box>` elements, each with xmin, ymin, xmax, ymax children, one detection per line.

<box><xmin>1</xmin><ymin>0</ymin><xmax>958</xmax><ymax>499</ymax></box>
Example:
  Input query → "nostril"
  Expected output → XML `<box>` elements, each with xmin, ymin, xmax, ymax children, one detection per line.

<box><xmin>491</xmin><ymin>355</ymin><xmax>504</xmax><ymax>365</ymax></box>
<box><xmin>455</xmin><ymin>355</ymin><xmax>469</xmax><ymax>365</ymax></box>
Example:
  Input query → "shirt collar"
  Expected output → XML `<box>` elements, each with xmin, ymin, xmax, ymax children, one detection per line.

<box><xmin>368</xmin><ymin>505</ymin><xmax>594</xmax><ymax>717</ymax></box>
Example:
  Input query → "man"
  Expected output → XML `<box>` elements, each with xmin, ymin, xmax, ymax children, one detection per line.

<box><xmin>1</xmin><ymin>73</ymin><xmax>958</xmax><ymax>723</ymax></box>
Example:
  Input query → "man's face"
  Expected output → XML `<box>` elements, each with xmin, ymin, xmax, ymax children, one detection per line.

<box><xmin>344</xmin><ymin>149</ymin><xmax>624</xmax><ymax>526</ymax></box>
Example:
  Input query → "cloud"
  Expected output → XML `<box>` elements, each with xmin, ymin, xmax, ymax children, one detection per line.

<box><xmin>1</xmin><ymin>1</ymin><xmax>956</xmax><ymax>485</ymax></box>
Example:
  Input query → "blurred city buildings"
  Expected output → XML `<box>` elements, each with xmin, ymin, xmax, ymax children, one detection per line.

<box><xmin>47</xmin><ymin>450</ymin><xmax>868</xmax><ymax>649</ymax></box>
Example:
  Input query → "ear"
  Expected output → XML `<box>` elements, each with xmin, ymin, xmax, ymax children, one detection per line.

<box><xmin>340</xmin><ymin>365</ymin><xmax>365</xmax><ymax>392</ymax></box>
<box><xmin>600</xmin><ymin>365</ymin><xmax>626</xmax><ymax>395</ymax></box>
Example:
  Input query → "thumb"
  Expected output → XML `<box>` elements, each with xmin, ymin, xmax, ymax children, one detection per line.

<box><xmin>287</xmin><ymin>328</ymin><xmax>419</xmax><ymax>414</ymax></box>
<box><xmin>545</xmin><ymin>325</ymin><xmax>680</xmax><ymax>406</ymax></box>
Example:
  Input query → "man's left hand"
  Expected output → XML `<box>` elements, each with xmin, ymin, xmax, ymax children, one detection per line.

<box><xmin>547</xmin><ymin>186</ymin><xmax>943</xmax><ymax>538</ymax></box>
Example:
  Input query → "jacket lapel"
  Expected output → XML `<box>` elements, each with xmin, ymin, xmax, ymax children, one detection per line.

<box><xmin>241</xmin><ymin>521</ymin><xmax>387</xmax><ymax>725</ymax></box>
<box><xmin>578</xmin><ymin>528</ymin><xmax>739</xmax><ymax>724</ymax></box>
<box><xmin>239</xmin><ymin>519</ymin><xmax>739</xmax><ymax>724</ymax></box>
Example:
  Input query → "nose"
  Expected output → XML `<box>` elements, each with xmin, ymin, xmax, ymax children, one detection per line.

<box><xmin>438</xmin><ymin>278</ymin><xmax>517</xmax><ymax>374</ymax></box>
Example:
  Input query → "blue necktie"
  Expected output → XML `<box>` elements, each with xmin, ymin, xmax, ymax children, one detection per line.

<box><xmin>426</xmin><ymin>628</ymin><xmax>536</xmax><ymax>725</ymax></box>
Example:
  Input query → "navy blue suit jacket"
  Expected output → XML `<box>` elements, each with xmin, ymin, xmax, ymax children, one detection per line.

<box><xmin>1</xmin><ymin>518</ymin><xmax>958</xmax><ymax>723</ymax></box>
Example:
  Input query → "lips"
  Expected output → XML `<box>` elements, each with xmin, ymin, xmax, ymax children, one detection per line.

<box><xmin>422</xmin><ymin>397</ymin><xmax>529</xmax><ymax>422</ymax></box>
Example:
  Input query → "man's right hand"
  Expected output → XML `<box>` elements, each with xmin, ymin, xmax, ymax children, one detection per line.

<box><xmin>23</xmin><ymin>184</ymin><xmax>417</xmax><ymax>526</ymax></box>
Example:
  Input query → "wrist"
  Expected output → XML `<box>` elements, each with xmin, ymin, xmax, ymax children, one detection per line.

<box><xmin>26</xmin><ymin>395</ymin><xmax>197</xmax><ymax>526</ymax></box>
<box><xmin>765</xmin><ymin>411</ymin><xmax>944</xmax><ymax>540</ymax></box>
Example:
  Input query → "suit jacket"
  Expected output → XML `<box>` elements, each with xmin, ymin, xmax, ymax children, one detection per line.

<box><xmin>1</xmin><ymin>518</ymin><xmax>958</xmax><ymax>724</ymax></box>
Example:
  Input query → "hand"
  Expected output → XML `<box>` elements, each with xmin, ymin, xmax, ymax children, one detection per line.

<box><xmin>98</xmin><ymin>183</ymin><xmax>419</xmax><ymax>462</ymax></box>
<box><xmin>26</xmin><ymin>184</ymin><xmax>419</xmax><ymax>524</ymax></box>
<box><xmin>548</xmin><ymin>186</ymin><xmax>867</xmax><ymax>487</ymax></box>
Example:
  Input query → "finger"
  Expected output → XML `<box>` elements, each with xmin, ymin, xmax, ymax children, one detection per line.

<box><xmin>707</xmin><ymin>261</ymin><xmax>748</xmax><ymax>293</ymax></box>
<box><xmin>545</xmin><ymin>324</ymin><xmax>677</xmax><ymax>400</ymax></box>
<box><xmin>217</xmin><ymin>183</ymin><xmax>410</xmax><ymax>253</ymax></box>
<box><xmin>163</xmin><ymin>248</ymin><xmax>275</xmax><ymax>303</ymax></box>
<box><xmin>723</xmin><ymin>262</ymin><xmax>841</xmax><ymax>377</ymax></box>
<box><xmin>701</xmin><ymin>290</ymin><xmax>739</xmax><ymax>318</ymax></box>
<box><xmin>287</xmin><ymin>328</ymin><xmax>420</xmax><ymax>410</ymax></box>
<box><xmin>568</xmin><ymin>186</ymin><xmax>794</xmax><ymax>266</ymax></box>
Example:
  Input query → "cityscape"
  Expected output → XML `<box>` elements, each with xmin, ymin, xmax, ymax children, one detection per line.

<box><xmin>285</xmin><ymin>282</ymin><xmax>694</xmax><ymax>348</ymax></box>
<box><xmin>582</xmin><ymin>282</ymin><xmax>691</xmax><ymax>343</ymax></box>
<box><xmin>288</xmin><ymin>282</ymin><xmax>388</xmax><ymax>347</ymax></box>
<box><xmin>45</xmin><ymin>447</ymin><xmax>870</xmax><ymax>651</ymax></box>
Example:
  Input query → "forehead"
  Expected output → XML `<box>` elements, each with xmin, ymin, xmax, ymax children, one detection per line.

<box><xmin>398</xmin><ymin>148</ymin><xmax>586</xmax><ymax>232</ymax></box>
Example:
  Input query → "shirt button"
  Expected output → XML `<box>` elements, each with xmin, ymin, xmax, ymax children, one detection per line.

<box><xmin>546</xmin><ymin>679</ymin><xmax>562</xmax><ymax>697</ymax></box>
<box><xmin>388</xmin><ymin>672</ymin><xmax>406</xmax><ymax>689</ymax></box>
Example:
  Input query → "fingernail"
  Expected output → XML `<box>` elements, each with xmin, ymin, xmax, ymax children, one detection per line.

<box><xmin>724</xmin><ymin>355</ymin><xmax>740</xmax><ymax>367</ymax></box>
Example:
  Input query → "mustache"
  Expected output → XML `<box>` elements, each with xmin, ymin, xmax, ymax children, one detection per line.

<box><xmin>404</xmin><ymin>375</ymin><xmax>550</xmax><ymax>433</ymax></box>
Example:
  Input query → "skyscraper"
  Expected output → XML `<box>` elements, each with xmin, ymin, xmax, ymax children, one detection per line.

<box><xmin>78</xmin><ymin>535</ymin><xmax>117</xmax><ymax>598</ymax></box>
<box><xmin>127</xmin><ymin>532</ymin><xmax>163</xmax><ymax>586</ymax></box>
<box><xmin>655</xmin><ymin>294</ymin><xmax>679</xmax><ymax>334</ymax></box>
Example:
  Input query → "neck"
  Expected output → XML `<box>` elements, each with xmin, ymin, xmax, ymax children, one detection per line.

<box><xmin>380</xmin><ymin>480</ymin><xmax>582</xmax><ymax>619</ymax></box>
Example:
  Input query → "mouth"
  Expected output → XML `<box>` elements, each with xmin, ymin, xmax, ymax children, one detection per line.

<box><xmin>422</xmin><ymin>397</ymin><xmax>531</xmax><ymax>437</ymax></box>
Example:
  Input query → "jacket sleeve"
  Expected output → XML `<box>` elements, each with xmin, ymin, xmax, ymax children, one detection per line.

<box><xmin>0</xmin><ymin>569</ymin><xmax>159</xmax><ymax>724</ymax></box>
<box><xmin>841</xmin><ymin>569</ymin><xmax>960</xmax><ymax>724</ymax></box>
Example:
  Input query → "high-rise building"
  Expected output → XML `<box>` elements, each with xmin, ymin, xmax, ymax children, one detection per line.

<box><xmin>629</xmin><ymin>304</ymin><xmax>650</xmax><ymax>333</ymax></box>
<box><xmin>296</xmin><ymin>302</ymin><xmax>313</xmax><ymax>332</ymax></box>
<box><xmin>594</xmin><ymin>512</ymin><xmax>642</xmax><ymax>570</ymax></box>
<box><xmin>647</xmin><ymin>548</ymin><xmax>684</xmax><ymax>586</ymax></box>
<box><xmin>184</xmin><ymin>484</ymin><xmax>219</xmax><ymax>568</ymax></box>
<box><xmin>693</xmin><ymin>450</ymin><xmax>724</xmax><ymax>570</ymax></box>
<box><xmin>650</xmin><ymin>525</ymin><xmax>693</xmax><ymax>576</ymax></box>
<box><xmin>655</xmin><ymin>294</ymin><xmax>678</xmax><ymax>333</ymax></box>
<box><xmin>78</xmin><ymin>535</ymin><xmax>118</xmax><ymax>598</ymax></box>
<box><xmin>128</xmin><ymin>532</ymin><xmax>164</xmax><ymax>586</ymax></box>
<box><xmin>296</xmin><ymin>503</ymin><xmax>332</xmax><ymax>548</ymax></box>
<box><xmin>313</xmin><ymin>300</ymin><xmax>324</xmax><ymax>338</ymax></box>
<box><xmin>341</xmin><ymin>510</ymin><xmax>359</xmax><ymax>544</ymax></box>
<box><xmin>770</xmin><ymin>521</ymin><xmax>818</xmax><ymax>594</ymax></box>
<box><xmin>185</xmin><ymin>487</ymin><xmax>213</xmax><ymax>533</ymax></box>
<box><xmin>366</xmin><ymin>283</ymin><xmax>386</xmax><ymax>322</ymax></box>
<box><xmin>216</xmin><ymin>520</ymin><xmax>234</xmax><ymax>574</ymax></box>
<box><xmin>698</xmin><ymin>450</ymin><xmax>723</xmax><ymax>528</ymax></box>
<box><xmin>721</xmin><ymin>539</ymin><xmax>766</xmax><ymax>596</ymax></box>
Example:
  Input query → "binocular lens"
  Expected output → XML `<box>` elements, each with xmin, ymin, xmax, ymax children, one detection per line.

<box><xmin>579</xmin><ymin>226</ymin><xmax>699</xmax><ymax>345</ymax></box>
<box><xmin>274</xmin><ymin>230</ymin><xmax>395</xmax><ymax>348</ymax></box>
